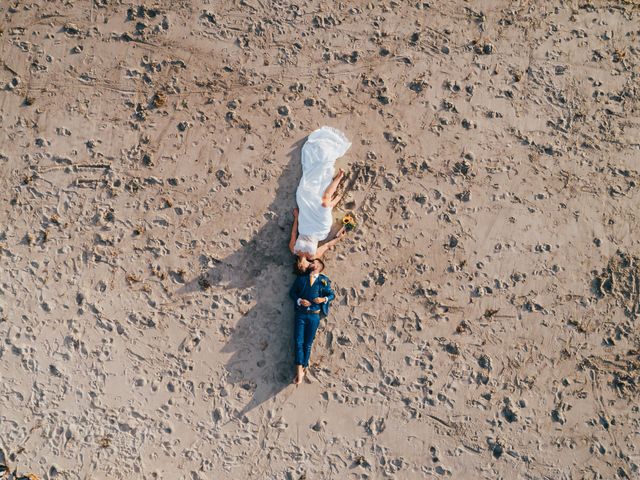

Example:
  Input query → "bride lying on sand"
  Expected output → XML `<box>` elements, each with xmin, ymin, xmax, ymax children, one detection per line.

<box><xmin>288</xmin><ymin>127</ymin><xmax>351</xmax><ymax>269</ymax></box>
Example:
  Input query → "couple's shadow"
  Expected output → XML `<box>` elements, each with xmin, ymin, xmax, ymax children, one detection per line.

<box><xmin>178</xmin><ymin>139</ymin><xmax>305</xmax><ymax>418</ymax></box>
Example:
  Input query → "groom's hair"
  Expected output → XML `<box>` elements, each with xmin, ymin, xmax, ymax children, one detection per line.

<box><xmin>311</xmin><ymin>258</ymin><xmax>325</xmax><ymax>272</ymax></box>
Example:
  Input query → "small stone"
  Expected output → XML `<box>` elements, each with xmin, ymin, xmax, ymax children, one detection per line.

<box><xmin>474</xmin><ymin>42</ymin><xmax>493</xmax><ymax>55</ymax></box>
<box><xmin>277</xmin><ymin>105</ymin><xmax>290</xmax><ymax>116</ymax></box>
<box><xmin>6</xmin><ymin>76</ymin><xmax>21</xmax><ymax>90</ymax></box>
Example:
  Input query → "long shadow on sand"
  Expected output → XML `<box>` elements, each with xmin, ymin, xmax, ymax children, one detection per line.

<box><xmin>179</xmin><ymin>138</ymin><xmax>306</xmax><ymax>418</ymax></box>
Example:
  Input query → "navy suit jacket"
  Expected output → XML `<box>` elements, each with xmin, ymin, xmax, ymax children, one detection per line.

<box><xmin>289</xmin><ymin>273</ymin><xmax>335</xmax><ymax>317</ymax></box>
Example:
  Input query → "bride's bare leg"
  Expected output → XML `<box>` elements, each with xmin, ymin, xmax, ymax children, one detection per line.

<box><xmin>329</xmin><ymin>192</ymin><xmax>344</xmax><ymax>208</ymax></box>
<box><xmin>321</xmin><ymin>168</ymin><xmax>345</xmax><ymax>207</ymax></box>
<box><xmin>315</xmin><ymin>226</ymin><xmax>347</xmax><ymax>258</ymax></box>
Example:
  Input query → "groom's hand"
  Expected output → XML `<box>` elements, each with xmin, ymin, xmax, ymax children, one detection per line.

<box><xmin>299</xmin><ymin>299</ymin><xmax>311</xmax><ymax>307</ymax></box>
<box><xmin>312</xmin><ymin>297</ymin><xmax>327</xmax><ymax>304</ymax></box>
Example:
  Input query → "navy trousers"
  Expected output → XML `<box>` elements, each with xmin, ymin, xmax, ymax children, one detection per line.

<box><xmin>294</xmin><ymin>312</ymin><xmax>320</xmax><ymax>367</ymax></box>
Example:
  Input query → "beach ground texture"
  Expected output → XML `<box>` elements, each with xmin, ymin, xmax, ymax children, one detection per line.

<box><xmin>1</xmin><ymin>1</ymin><xmax>639</xmax><ymax>479</ymax></box>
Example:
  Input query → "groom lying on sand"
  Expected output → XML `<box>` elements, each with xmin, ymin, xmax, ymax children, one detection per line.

<box><xmin>289</xmin><ymin>258</ymin><xmax>335</xmax><ymax>385</ymax></box>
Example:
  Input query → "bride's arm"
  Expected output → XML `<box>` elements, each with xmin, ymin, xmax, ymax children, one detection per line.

<box><xmin>289</xmin><ymin>208</ymin><xmax>299</xmax><ymax>254</ymax></box>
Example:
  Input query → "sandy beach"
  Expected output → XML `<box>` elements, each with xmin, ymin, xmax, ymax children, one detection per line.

<box><xmin>1</xmin><ymin>1</ymin><xmax>639</xmax><ymax>478</ymax></box>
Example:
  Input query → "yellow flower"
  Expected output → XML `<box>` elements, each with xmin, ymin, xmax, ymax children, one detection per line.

<box><xmin>342</xmin><ymin>213</ymin><xmax>357</xmax><ymax>231</ymax></box>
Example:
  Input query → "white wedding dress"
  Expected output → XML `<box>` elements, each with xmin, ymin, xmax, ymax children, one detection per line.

<box><xmin>294</xmin><ymin>127</ymin><xmax>351</xmax><ymax>256</ymax></box>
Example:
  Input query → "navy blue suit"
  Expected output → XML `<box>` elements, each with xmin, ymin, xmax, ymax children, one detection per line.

<box><xmin>289</xmin><ymin>273</ymin><xmax>335</xmax><ymax>367</ymax></box>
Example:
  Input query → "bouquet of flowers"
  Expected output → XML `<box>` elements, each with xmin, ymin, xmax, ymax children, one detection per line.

<box><xmin>342</xmin><ymin>213</ymin><xmax>357</xmax><ymax>232</ymax></box>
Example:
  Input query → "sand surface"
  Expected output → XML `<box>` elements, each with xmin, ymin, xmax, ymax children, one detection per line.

<box><xmin>1</xmin><ymin>1</ymin><xmax>639</xmax><ymax>479</ymax></box>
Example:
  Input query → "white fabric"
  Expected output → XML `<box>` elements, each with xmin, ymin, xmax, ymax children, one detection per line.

<box><xmin>293</xmin><ymin>234</ymin><xmax>318</xmax><ymax>256</ymax></box>
<box><xmin>294</xmin><ymin>127</ymin><xmax>351</xmax><ymax>255</ymax></box>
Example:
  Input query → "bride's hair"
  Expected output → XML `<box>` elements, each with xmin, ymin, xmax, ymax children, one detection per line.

<box><xmin>293</xmin><ymin>256</ymin><xmax>308</xmax><ymax>275</ymax></box>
